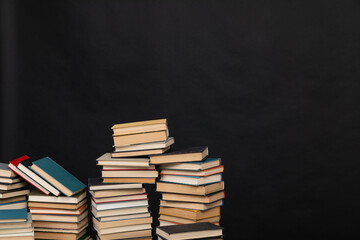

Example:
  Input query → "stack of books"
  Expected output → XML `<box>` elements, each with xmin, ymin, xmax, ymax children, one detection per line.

<box><xmin>0</xmin><ymin>161</ymin><xmax>34</xmax><ymax>240</ymax></box>
<box><xmin>151</xmin><ymin>147</ymin><xmax>225</xmax><ymax>226</ymax></box>
<box><xmin>9</xmin><ymin>156</ymin><xmax>90</xmax><ymax>240</ymax></box>
<box><xmin>156</xmin><ymin>222</ymin><xmax>223</xmax><ymax>240</ymax></box>
<box><xmin>89</xmin><ymin>178</ymin><xmax>152</xmax><ymax>240</ymax></box>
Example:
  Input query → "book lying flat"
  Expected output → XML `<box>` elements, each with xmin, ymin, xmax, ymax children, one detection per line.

<box><xmin>160</xmin><ymin>174</ymin><xmax>222</xmax><ymax>186</ymax></box>
<box><xmin>91</xmin><ymin>205</ymin><xmax>149</xmax><ymax>218</ymax></box>
<box><xmin>111</xmin><ymin>119</ymin><xmax>167</xmax><ymax>136</ymax></box>
<box><xmin>113</xmin><ymin>130</ymin><xmax>169</xmax><ymax>147</ymax></box>
<box><xmin>156</xmin><ymin>182</ymin><xmax>225</xmax><ymax>195</ymax></box>
<box><xmin>101</xmin><ymin>170</ymin><xmax>158</xmax><ymax>178</ymax></box>
<box><xmin>35</xmin><ymin>223</ymin><xmax>88</xmax><ymax>234</ymax></box>
<box><xmin>0</xmin><ymin>188</ymin><xmax>30</xmax><ymax>199</ymax></box>
<box><xmin>0</xmin><ymin>176</ymin><xmax>22</xmax><ymax>184</ymax></box>
<box><xmin>91</xmin><ymin>199</ymin><xmax>148</xmax><ymax>211</ymax></box>
<box><xmin>0</xmin><ymin>208</ymin><xmax>27</xmax><ymax>223</ymax></box>
<box><xmin>0</xmin><ymin>181</ymin><xmax>28</xmax><ymax>191</ymax></box>
<box><xmin>97</xmin><ymin>229</ymin><xmax>151</xmax><ymax>240</ymax></box>
<box><xmin>0</xmin><ymin>231</ymin><xmax>34</xmax><ymax>240</ymax></box>
<box><xmin>31</xmin><ymin>157</ymin><xmax>86</xmax><ymax>197</ymax></box>
<box><xmin>150</xmin><ymin>147</ymin><xmax>208</xmax><ymax>164</ymax></box>
<box><xmin>162</xmin><ymin>191</ymin><xmax>225</xmax><ymax>204</ymax></box>
<box><xmin>88</xmin><ymin>178</ymin><xmax>142</xmax><ymax>191</ymax></box>
<box><xmin>0</xmin><ymin>213</ymin><xmax>32</xmax><ymax>230</ymax></box>
<box><xmin>28</xmin><ymin>189</ymin><xmax>86</xmax><ymax>204</ymax></box>
<box><xmin>114</xmin><ymin>137</ymin><xmax>174</xmax><ymax>152</ymax></box>
<box><xmin>0</xmin><ymin>226</ymin><xmax>34</xmax><ymax>235</ymax></box>
<box><xmin>31</xmin><ymin>210</ymin><xmax>88</xmax><ymax>223</ymax></box>
<box><xmin>28</xmin><ymin>198</ymin><xmax>87</xmax><ymax>210</ymax></box>
<box><xmin>93</xmin><ymin>216</ymin><xmax>152</xmax><ymax>229</ymax></box>
<box><xmin>89</xmin><ymin>188</ymin><xmax>145</xmax><ymax>198</ymax></box>
<box><xmin>17</xmin><ymin>158</ymin><xmax>61</xmax><ymax>196</ymax></box>
<box><xmin>156</xmin><ymin>222</ymin><xmax>223</xmax><ymax>240</ymax></box>
<box><xmin>8</xmin><ymin>156</ymin><xmax>50</xmax><ymax>195</ymax></box>
<box><xmin>0</xmin><ymin>162</ymin><xmax>17</xmax><ymax>178</ymax></box>
<box><xmin>0</xmin><ymin>195</ymin><xmax>26</xmax><ymax>205</ymax></box>
<box><xmin>160</xmin><ymin>199</ymin><xmax>223</xmax><ymax>211</ymax></box>
<box><xmin>0</xmin><ymin>200</ymin><xmax>27</xmax><ymax>210</ymax></box>
<box><xmin>97</xmin><ymin>153</ymin><xmax>150</xmax><ymax>167</ymax></box>
<box><xmin>159</xmin><ymin>207</ymin><xmax>220</xmax><ymax>221</ymax></box>
<box><xmin>111</xmin><ymin>147</ymin><xmax>171</xmax><ymax>158</ymax></box>
<box><xmin>33</xmin><ymin>217</ymin><xmax>88</xmax><ymax>230</ymax></box>
<box><xmin>160</xmin><ymin>165</ymin><xmax>224</xmax><ymax>177</ymax></box>
<box><xmin>96</xmin><ymin>212</ymin><xmax>150</xmax><ymax>222</ymax></box>
<box><xmin>94</xmin><ymin>222</ymin><xmax>151</xmax><ymax>235</ymax></box>
<box><xmin>159</xmin><ymin>215</ymin><xmax>220</xmax><ymax>225</ymax></box>
<box><xmin>102</xmin><ymin>178</ymin><xmax>156</xmax><ymax>184</ymax></box>
<box><xmin>91</xmin><ymin>193</ymin><xmax>147</xmax><ymax>204</ymax></box>
<box><xmin>34</xmin><ymin>229</ymin><xmax>86</xmax><ymax>240</ymax></box>
<box><xmin>29</xmin><ymin>203</ymin><xmax>87</xmax><ymax>215</ymax></box>
<box><xmin>159</xmin><ymin>158</ymin><xmax>220</xmax><ymax>171</ymax></box>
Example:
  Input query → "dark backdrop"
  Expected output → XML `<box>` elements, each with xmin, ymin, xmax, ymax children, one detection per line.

<box><xmin>1</xmin><ymin>0</ymin><xmax>360</xmax><ymax>239</ymax></box>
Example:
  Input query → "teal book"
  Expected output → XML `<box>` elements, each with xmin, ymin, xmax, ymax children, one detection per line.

<box><xmin>0</xmin><ymin>208</ymin><xmax>27</xmax><ymax>222</ymax></box>
<box><xmin>31</xmin><ymin>157</ymin><xmax>86</xmax><ymax>197</ymax></box>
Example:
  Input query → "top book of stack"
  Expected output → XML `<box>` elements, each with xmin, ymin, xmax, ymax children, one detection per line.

<box><xmin>111</xmin><ymin>119</ymin><xmax>174</xmax><ymax>158</ymax></box>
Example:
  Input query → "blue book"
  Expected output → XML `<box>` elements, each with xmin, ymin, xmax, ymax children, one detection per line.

<box><xmin>0</xmin><ymin>208</ymin><xmax>27</xmax><ymax>222</ymax></box>
<box><xmin>30</xmin><ymin>157</ymin><xmax>86</xmax><ymax>197</ymax></box>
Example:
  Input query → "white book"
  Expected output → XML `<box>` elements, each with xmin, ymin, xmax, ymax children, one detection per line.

<box><xmin>91</xmin><ymin>199</ymin><xmax>148</xmax><ymax>211</ymax></box>
<box><xmin>114</xmin><ymin>137</ymin><xmax>174</xmax><ymax>152</ymax></box>
<box><xmin>160</xmin><ymin>174</ymin><xmax>222</xmax><ymax>186</ymax></box>
<box><xmin>17</xmin><ymin>162</ymin><xmax>60</xmax><ymax>196</ymax></box>
<box><xmin>28</xmin><ymin>189</ymin><xmax>86</xmax><ymax>204</ymax></box>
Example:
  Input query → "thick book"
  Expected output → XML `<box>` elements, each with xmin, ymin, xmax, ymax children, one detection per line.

<box><xmin>31</xmin><ymin>210</ymin><xmax>88</xmax><ymax>223</ymax></box>
<box><xmin>17</xmin><ymin>158</ymin><xmax>61</xmax><ymax>196</ymax></box>
<box><xmin>162</xmin><ymin>191</ymin><xmax>225</xmax><ymax>204</ymax></box>
<box><xmin>160</xmin><ymin>199</ymin><xmax>223</xmax><ymax>211</ymax></box>
<box><xmin>150</xmin><ymin>147</ymin><xmax>208</xmax><ymax>164</ymax></box>
<box><xmin>0</xmin><ymin>208</ymin><xmax>27</xmax><ymax>222</ymax></box>
<box><xmin>101</xmin><ymin>170</ymin><xmax>158</xmax><ymax>178</ymax></box>
<box><xmin>91</xmin><ymin>199</ymin><xmax>148</xmax><ymax>211</ymax></box>
<box><xmin>95</xmin><ymin>212</ymin><xmax>150</xmax><ymax>223</ymax></box>
<box><xmin>0</xmin><ymin>188</ymin><xmax>30</xmax><ymax>199</ymax></box>
<box><xmin>114</xmin><ymin>137</ymin><xmax>174</xmax><ymax>152</ymax></box>
<box><xmin>89</xmin><ymin>188</ymin><xmax>145</xmax><ymax>198</ymax></box>
<box><xmin>102</xmin><ymin>165</ymin><xmax>155</xmax><ymax>170</ymax></box>
<box><xmin>97</xmin><ymin>229</ymin><xmax>151</xmax><ymax>240</ymax></box>
<box><xmin>0</xmin><ymin>200</ymin><xmax>27</xmax><ymax>210</ymax></box>
<box><xmin>156</xmin><ymin>222</ymin><xmax>223</xmax><ymax>240</ymax></box>
<box><xmin>91</xmin><ymin>205</ymin><xmax>149</xmax><ymax>218</ymax></box>
<box><xmin>33</xmin><ymin>217</ymin><xmax>88</xmax><ymax>230</ymax></box>
<box><xmin>160</xmin><ymin>174</ymin><xmax>222</xmax><ymax>186</ymax></box>
<box><xmin>97</xmin><ymin>153</ymin><xmax>150</xmax><ymax>167</ymax></box>
<box><xmin>93</xmin><ymin>215</ymin><xmax>152</xmax><ymax>229</ymax></box>
<box><xmin>156</xmin><ymin>182</ymin><xmax>225</xmax><ymax>195</ymax></box>
<box><xmin>0</xmin><ymin>195</ymin><xmax>26</xmax><ymax>205</ymax></box>
<box><xmin>0</xmin><ymin>181</ymin><xmax>28</xmax><ymax>191</ymax></box>
<box><xmin>91</xmin><ymin>193</ymin><xmax>148</xmax><ymax>204</ymax></box>
<box><xmin>29</xmin><ymin>204</ymin><xmax>87</xmax><ymax>215</ymax></box>
<box><xmin>159</xmin><ymin>215</ymin><xmax>220</xmax><ymax>225</ymax></box>
<box><xmin>159</xmin><ymin>158</ymin><xmax>220</xmax><ymax>171</ymax></box>
<box><xmin>113</xmin><ymin>130</ymin><xmax>169</xmax><ymax>146</ymax></box>
<box><xmin>0</xmin><ymin>231</ymin><xmax>34</xmax><ymax>240</ymax></box>
<box><xmin>8</xmin><ymin>157</ymin><xmax>50</xmax><ymax>195</ymax></box>
<box><xmin>0</xmin><ymin>162</ymin><xmax>17</xmax><ymax>178</ymax></box>
<box><xmin>111</xmin><ymin>147</ymin><xmax>170</xmax><ymax>158</ymax></box>
<box><xmin>94</xmin><ymin>223</ymin><xmax>151</xmax><ymax>235</ymax></box>
<box><xmin>30</xmin><ymin>157</ymin><xmax>86</xmax><ymax>197</ymax></box>
<box><xmin>0</xmin><ymin>213</ymin><xmax>32</xmax><ymax>230</ymax></box>
<box><xmin>34</xmin><ymin>229</ymin><xmax>87</xmax><ymax>240</ymax></box>
<box><xmin>160</xmin><ymin>165</ymin><xmax>224</xmax><ymax>177</ymax></box>
<box><xmin>112</xmin><ymin>119</ymin><xmax>167</xmax><ymax>135</ymax></box>
<box><xmin>0</xmin><ymin>176</ymin><xmax>22</xmax><ymax>184</ymax></box>
<box><xmin>102</xmin><ymin>177</ymin><xmax>156</xmax><ymax>184</ymax></box>
<box><xmin>88</xmin><ymin>178</ymin><xmax>142</xmax><ymax>191</ymax></box>
<box><xmin>28</xmin><ymin>189</ymin><xmax>86</xmax><ymax>204</ymax></box>
<box><xmin>28</xmin><ymin>198</ymin><xmax>87</xmax><ymax>210</ymax></box>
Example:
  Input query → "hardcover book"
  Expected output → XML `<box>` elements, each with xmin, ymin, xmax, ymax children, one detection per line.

<box><xmin>150</xmin><ymin>147</ymin><xmax>209</xmax><ymax>164</ymax></box>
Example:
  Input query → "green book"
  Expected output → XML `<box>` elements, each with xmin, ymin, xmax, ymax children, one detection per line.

<box><xmin>0</xmin><ymin>208</ymin><xmax>27</xmax><ymax>222</ymax></box>
<box><xmin>31</xmin><ymin>157</ymin><xmax>85</xmax><ymax>197</ymax></box>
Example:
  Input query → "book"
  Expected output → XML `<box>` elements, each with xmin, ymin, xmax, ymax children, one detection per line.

<box><xmin>35</xmin><ymin>223</ymin><xmax>87</xmax><ymax>233</ymax></box>
<box><xmin>159</xmin><ymin>158</ymin><xmax>220</xmax><ymax>171</ymax></box>
<box><xmin>0</xmin><ymin>188</ymin><xmax>30</xmax><ymax>199</ymax></box>
<box><xmin>150</xmin><ymin>147</ymin><xmax>208</xmax><ymax>164</ymax></box>
<box><xmin>0</xmin><ymin>195</ymin><xmax>26</xmax><ymax>205</ymax></box>
<box><xmin>33</xmin><ymin>217</ymin><xmax>88</xmax><ymax>230</ymax></box>
<box><xmin>0</xmin><ymin>181</ymin><xmax>28</xmax><ymax>191</ymax></box>
<box><xmin>160</xmin><ymin>165</ymin><xmax>224</xmax><ymax>177</ymax></box>
<box><xmin>102</xmin><ymin>165</ymin><xmax>155</xmax><ymax>170</ymax></box>
<box><xmin>0</xmin><ymin>213</ymin><xmax>32</xmax><ymax>229</ymax></box>
<box><xmin>159</xmin><ymin>215</ymin><xmax>220</xmax><ymax>225</ymax></box>
<box><xmin>156</xmin><ymin>182</ymin><xmax>225</xmax><ymax>195</ymax></box>
<box><xmin>160</xmin><ymin>174</ymin><xmax>222</xmax><ymax>186</ymax></box>
<box><xmin>112</xmin><ymin>119</ymin><xmax>167</xmax><ymax>135</ymax></box>
<box><xmin>91</xmin><ymin>199</ymin><xmax>148</xmax><ymax>211</ymax></box>
<box><xmin>91</xmin><ymin>205</ymin><xmax>149</xmax><ymax>218</ymax></box>
<box><xmin>0</xmin><ymin>176</ymin><xmax>22</xmax><ymax>184</ymax></box>
<box><xmin>156</xmin><ymin>222</ymin><xmax>223</xmax><ymax>240</ymax></box>
<box><xmin>0</xmin><ymin>200</ymin><xmax>27</xmax><ymax>210</ymax></box>
<box><xmin>102</xmin><ymin>177</ymin><xmax>156</xmax><ymax>184</ymax></box>
<box><xmin>101</xmin><ymin>170</ymin><xmax>158</xmax><ymax>178</ymax></box>
<box><xmin>88</xmin><ymin>178</ymin><xmax>142</xmax><ymax>191</ymax></box>
<box><xmin>114</xmin><ymin>137</ymin><xmax>174</xmax><ymax>152</ymax></box>
<box><xmin>97</xmin><ymin>153</ymin><xmax>150</xmax><ymax>167</ymax></box>
<box><xmin>28</xmin><ymin>189</ymin><xmax>86</xmax><ymax>204</ymax></box>
<box><xmin>0</xmin><ymin>162</ymin><xmax>17</xmax><ymax>178</ymax></box>
<box><xmin>162</xmin><ymin>191</ymin><xmax>225</xmax><ymax>204</ymax></box>
<box><xmin>31</xmin><ymin>157</ymin><xmax>86</xmax><ymax>197</ymax></box>
<box><xmin>111</xmin><ymin>147</ymin><xmax>170</xmax><ymax>158</ymax></box>
<box><xmin>34</xmin><ymin>229</ymin><xmax>86</xmax><ymax>240</ymax></box>
<box><xmin>159</xmin><ymin>207</ymin><xmax>220</xmax><ymax>221</ymax></box>
<box><xmin>28</xmin><ymin>198</ymin><xmax>87</xmax><ymax>210</ymax></box>
<box><xmin>96</xmin><ymin>212</ymin><xmax>150</xmax><ymax>222</ymax></box>
<box><xmin>97</xmin><ymin>229</ymin><xmax>151</xmax><ymax>240</ymax></box>
<box><xmin>89</xmin><ymin>188</ymin><xmax>145</xmax><ymax>198</ymax></box>
<box><xmin>160</xmin><ymin>199</ymin><xmax>223</xmax><ymax>211</ymax></box>
<box><xmin>91</xmin><ymin>193</ymin><xmax>148</xmax><ymax>204</ymax></box>
<box><xmin>29</xmin><ymin>204</ymin><xmax>87</xmax><ymax>215</ymax></box>
<box><xmin>0</xmin><ymin>231</ymin><xmax>34</xmax><ymax>240</ymax></box>
<box><xmin>0</xmin><ymin>208</ymin><xmax>27</xmax><ymax>222</ymax></box>
<box><xmin>17</xmin><ymin>158</ymin><xmax>61</xmax><ymax>196</ymax></box>
<box><xmin>8</xmin><ymin>157</ymin><xmax>50</xmax><ymax>195</ymax></box>
<box><xmin>113</xmin><ymin>130</ymin><xmax>168</xmax><ymax>146</ymax></box>
<box><xmin>93</xmin><ymin>216</ymin><xmax>152</xmax><ymax>229</ymax></box>
<box><xmin>94</xmin><ymin>223</ymin><xmax>152</xmax><ymax>235</ymax></box>
<box><xmin>31</xmin><ymin>210</ymin><xmax>88</xmax><ymax>222</ymax></box>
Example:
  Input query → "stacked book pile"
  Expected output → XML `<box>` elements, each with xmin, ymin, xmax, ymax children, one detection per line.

<box><xmin>156</xmin><ymin>222</ymin><xmax>223</xmax><ymax>240</ymax></box>
<box><xmin>0</xmin><ymin>161</ymin><xmax>33</xmax><ymax>240</ymax></box>
<box><xmin>151</xmin><ymin>147</ymin><xmax>225</xmax><ymax>226</ymax></box>
<box><xmin>8</xmin><ymin>156</ymin><xmax>90</xmax><ymax>240</ymax></box>
<box><xmin>89</xmin><ymin>178</ymin><xmax>152</xmax><ymax>240</ymax></box>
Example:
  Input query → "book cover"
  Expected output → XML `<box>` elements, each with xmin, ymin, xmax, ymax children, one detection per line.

<box><xmin>31</xmin><ymin>157</ymin><xmax>86</xmax><ymax>197</ymax></box>
<box><xmin>0</xmin><ymin>208</ymin><xmax>27</xmax><ymax>221</ymax></box>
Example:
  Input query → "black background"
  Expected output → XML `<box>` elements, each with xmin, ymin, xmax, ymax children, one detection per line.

<box><xmin>1</xmin><ymin>1</ymin><xmax>360</xmax><ymax>239</ymax></box>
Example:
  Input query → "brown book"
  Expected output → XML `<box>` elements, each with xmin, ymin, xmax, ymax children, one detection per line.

<box><xmin>93</xmin><ymin>216</ymin><xmax>152</xmax><ymax>229</ymax></box>
<box><xmin>101</xmin><ymin>170</ymin><xmax>158</xmax><ymax>178</ymax></box>
<box><xmin>28</xmin><ymin>198</ymin><xmax>87</xmax><ymax>210</ymax></box>
<box><xmin>0</xmin><ymin>195</ymin><xmax>26</xmax><ymax>205</ymax></box>
<box><xmin>160</xmin><ymin>199</ymin><xmax>223</xmax><ymax>211</ymax></box>
<box><xmin>111</xmin><ymin>147</ymin><xmax>170</xmax><ymax>158</ymax></box>
<box><xmin>162</xmin><ymin>191</ymin><xmax>225</xmax><ymax>204</ymax></box>
<box><xmin>113</xmin><ymin>130</ymin><xmax>168</xmax><ymax>146</ymax></box>
<box><xmin>112</xmin><ymin>119</ymin><xmax>167</xmax><ymax>136</ymax></box>
<box><xmin>159</xmin><ymin>207</ymin><xmax>220</xmax><ymax>220</ymax></box>
<box><xmin>156</xmin><ymin>181</ymin><xmax>224</xmax><ymax>195</ymax></box>
<box><xmin>34</xmin><ymin>229</ymin><xmax>86</xmax><ymax>240</ymax></box>
<box><xmin>90</xmin><ymin>188</ymin><xmax>145</xmax><ymax>198</ymax></box>
<box><xmin>159</xmin><ymin>214</ymin><xmax>220</xmax><ymax>225</ymax></box>
<box><xmin>91</xmin><ymin>205</ymin><xmax>148</xmax><ymax>218</ymax></box>
<box><xmin>98</xmin><ymin>229</ymin><xmax>152</xmax><ymax>240</ymax></box>
<box><xmin>31</xmin><ymin>210</ymin><xmax>88</xmax><ymax>223</ymax></box>
<box><xmin>103</xmin><ymin>178</ymin><xmax>156</xmax><ymax>184</ymax></box>
<box><xmin>33</xmin><ymin>217</ymin><xmax>88</xmax><ymax>230</ymax></box>
<box><xmin>150</xmin><ymin>147</ymin><xmax>208</xmax><ymax>164</ymax></box>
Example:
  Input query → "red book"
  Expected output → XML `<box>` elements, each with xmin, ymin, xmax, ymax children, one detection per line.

<box><xmin>8</xmin><ymin>156</ymin><xmax>50</xmax><ymax>195</ymax></box>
